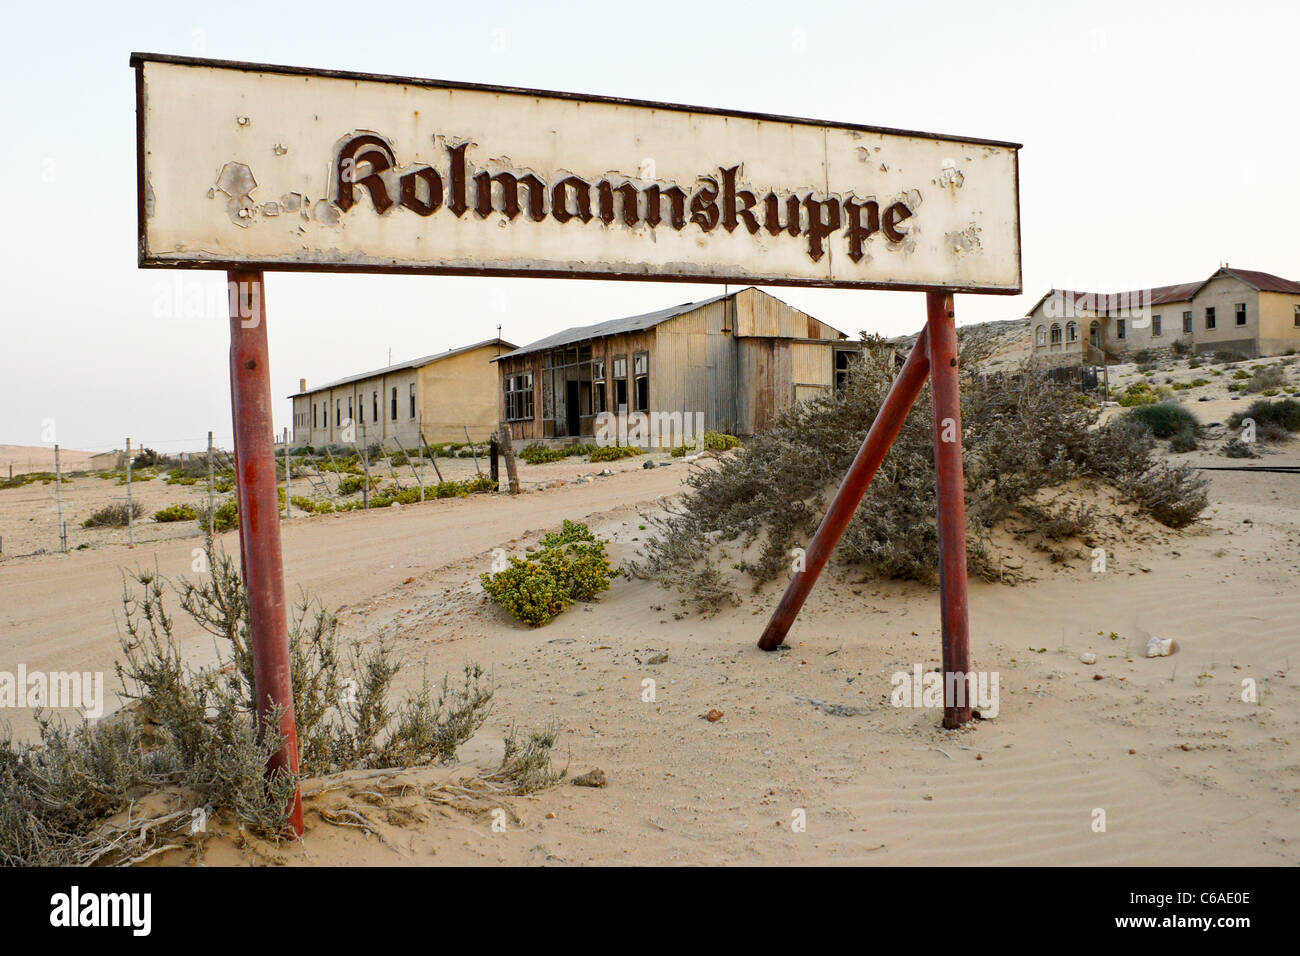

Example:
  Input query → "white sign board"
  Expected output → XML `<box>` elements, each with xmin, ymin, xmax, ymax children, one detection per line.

<box><xmin>133</xmin><ymin>54</ymin><xmax>1021</xmax><ymax>293</ymax></box>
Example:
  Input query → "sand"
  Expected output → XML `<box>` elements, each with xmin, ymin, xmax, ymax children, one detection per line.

<box><xmin>1</xmin><ymin>376</ymin><xmax>1297</xmax><ymax>866</ymax></box>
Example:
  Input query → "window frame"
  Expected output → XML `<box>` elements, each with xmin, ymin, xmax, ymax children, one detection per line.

<box><xmin>633</xmin><ymin>351</ymin><xmax>650</xmax><ymax>412</ymax></box>
<box><xmin>504</xmin><ymin>371</ymin><xmax>534</xmax><ymax>422</ymax></box>
<box><xmin>1151</xmin><ymin>314</ymin><xmax>1162</xmax><ymax>337</ymax></box>
<box><xmin>1183</xmin><ymin>310</ymin><xmax>1193</xmax><ymax>334</ymax></box>
<box><xmin>1235</xmin><ymin>302</ymin><xmax>1247</xmax><ymax>327</ymax></box>
<box><xmin>612</xmin><ymin>355</ymin><xmax>629</xmax><ymax>411</ymax></box>
<box><xmin>1206</xmin><ymin>307</ymin><xmax>1216</xmax><ymax>330</ymax></box>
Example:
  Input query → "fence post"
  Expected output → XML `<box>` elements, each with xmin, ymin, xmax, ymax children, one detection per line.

<box><xmin>54</xmin><ymin>444</ymin><xmax>66</xmax><ymax>553</ymax></box>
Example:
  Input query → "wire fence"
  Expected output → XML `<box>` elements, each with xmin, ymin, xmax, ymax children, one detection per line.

<box><xmin>0</xmin><ymin>427</ymin><xmax>507</xmax><ymax>559</ymax></box>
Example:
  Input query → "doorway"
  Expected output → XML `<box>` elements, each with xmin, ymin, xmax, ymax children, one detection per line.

<box><xmin>565</xmin><ymin>379</ymin><xmax>580</xmax><ymax>436</ymax></box>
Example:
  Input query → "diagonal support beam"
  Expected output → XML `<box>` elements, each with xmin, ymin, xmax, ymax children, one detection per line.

<box><xmin>758</xmin><ymin>326</ymin><xmax>931</xmax><ymax>651</ymax></box>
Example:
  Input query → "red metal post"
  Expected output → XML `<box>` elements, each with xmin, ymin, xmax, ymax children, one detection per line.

<box><xmin>227</xmin><ymin>270</ymin><xmax>304</xmax><ymax>836</ymax></box>
<box><xmin>925</xmin><ymin>291</ymin><xmax>973</xmax><ymax>728</ymax></box>
<box><xmin>758</xmin><ymin>328</ymin><xmax>931</xmax><ymax>651</ymax></box>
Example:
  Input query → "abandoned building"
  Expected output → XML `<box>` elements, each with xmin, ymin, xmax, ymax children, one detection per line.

<box><xmin>290</xmin><ymin>338</ymin><xmax>515</xmax><ymax>448</ymax></box>
<box><xmin>1027</xmin><ymin>266</ymin><xmax>1300</xmax><ymax>365</ymax></box>
<box><xmin>492</xmin><ymin>287</ymin><xmax>858</xmax><ymax>447</ymax></box>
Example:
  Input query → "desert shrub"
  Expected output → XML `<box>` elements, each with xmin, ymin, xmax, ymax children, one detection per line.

<box><xmin>629</xmin><ymin>337</ymin><xmax>1209</xmax><ymax>609</ymax></box>
<box><xmin>1222</xmin><ymin>437</ymin><xmax>1259</xmax><ymax>459</ymax></box>
<box><xmin>1227</xmin><ymin>398</ymin><xmax>1300</xmax><ymax>439</ymax></box>
<box><xmin>0</xmin><ymin>536</ymin><xmax>554</xmax><ymax>866</ymax></box>
<box><xmin>1122</xmin><ymin>403</ymin><xmax>1200</xmax><ymax>439</ymax></box>
<box><xmin>1134</xmin><ymin>349</ymin><xmax>1157</xmax><ymax>365</ymax></box>
<box><xmin>588</xmin><ymin>444</ymin><xmax>643</xmax><ymax>463</ymax></box>
<box><xmin>291</xmin><ymin>495</ymin><xmax>334</xmax><ymax>514</ymax></box>
<box><xmin>1172</xmin><ymin>340</ymin><xmax>1191</xmax><ymax>358</ymax></box>
<box><xmin>481</xmin><ymin>521</ymin><xmax>615</xmax><ymax>626</ymax></box>
<box><xmin>1118</xmin><ymin>382</ymin><xmax>1158</xmax><ymax>406</ymax></box>
<box><xmin>132</xmin><ymin>448</ymin><xmax>161</xmax><ymax>468</ymax></box>
<box><xmin>480</xmin><ymin>558</ymin><xmax>571</xmax><ymax>626</ymax></box>
<box><xmin>81</xmin><ymin>502</ymin><xmax>143</xmax><ymax>528</ymax></box>
<box><xmin>338</xmin><ymin>475</ymin><xmax>380</xmax><ymax>496</ymax></box>
<box><xmin>154</xmin><ymin>503</ymin><xmax>198</xmax><ymax>523</ymax></box>
<box><xmin>670</xmin><ymin>444</ymin><xmax>692</xmax><ymax>458</ymax></box>
<box><xmin>703</xmin><ymin>431</ymin><xmax>742</xmax><ymax>452</ymax></box>
<box><xmin>1168</xmin><ymin>428</ymin><xmax>1198</xmax><ymax>453</ymax></box>
<box><xmin>199</xmin><ymin>499</ymin><xmax>238</xmax><ymax>533</ymax></box>
<box><xmin>1018</xmin><ymin>502</ymin><xmax>1094</xmax><ymax>541</ymax></box>
<box><xmin>519</xmin><ymin>443</ymin><xmax>567</xmax><ymax>465</ymax></box>
<box><xmin>1244</xmin><ymin>365</ymin><xmax>1285</xmax><ymax>393</ymax></box>
<box><xmin>1231</xmin><ymin>369</ymin><xmax>1252</xmax><ymax>380</ymax></box>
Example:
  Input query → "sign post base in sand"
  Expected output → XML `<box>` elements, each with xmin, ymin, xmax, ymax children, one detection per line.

<box><xmin>758</xmin><ymin>291</ymin><xmax>973</xmax><ymax>730</ymax></box>
<box><xmin>227</xmin><ymin>271</ymin><xmax>304</xmax><ymax>835</ymax></box>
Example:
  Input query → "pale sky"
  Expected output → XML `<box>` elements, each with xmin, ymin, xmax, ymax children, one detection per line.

<box><xmin>2</xmin><ymin>0</ymin><xmax>1296</xmax><ymax>453</ymax></box>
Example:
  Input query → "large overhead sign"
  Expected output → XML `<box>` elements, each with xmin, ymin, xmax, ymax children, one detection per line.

<box><xmin>132</xmin><ymin>53</ymin><xmax>1021</xmax><ymax>293</ymax></box>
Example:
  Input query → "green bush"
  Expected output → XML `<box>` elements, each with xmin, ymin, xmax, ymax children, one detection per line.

<box><xmin>81</xmin><ymin>502</ymin><xmax>143</xmax><ymax>528</ymax></box>
<box><xmin>338</xmin><ymin>474</ymin><xmax>380</xmax><ymax>495</ymax></box>
<box><xmin>519</xmin><ymin>443</ymin><xmax>568</xmax><ymax>465</ymax></box>
<box><xmin>589</xmin><ymin>444</ymin><xmax>643</xmax><ymax>463</ymax></box>
<box><xmin>154</xmin><ymin>503</ymin><xmax>198</xmax><ymax>523</ymax></box>
<box><xmin>1118</xmin><ymin>382</ymin><xmax>1158</xmax><ymax>406</ymax></box>
<box><xmin>200</xmin><ymin>499</ymin><xmax>239</xmax><ymax>533</ymax></box>
<box><xmin>1227</xmin><ymin>395</ymin><xmax>1300</xmax><ymax>442</ymax></box>
<box><xmin>1122</xmin><ymin>403</ymin><xmax>1201</xmax><ymax>439</ymax></box>
<box><xmin>481</xmin><ymin>520</ymin><xmax>615</xmax><ymax>626</ymax></box>
<box><xmin>703</xmin><ymin>431</ymin><xmax>742</xmax><ymax>451</ymax></box>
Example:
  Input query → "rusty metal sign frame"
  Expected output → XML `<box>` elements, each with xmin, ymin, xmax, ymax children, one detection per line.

<box><xmin>131</xmin><ymin>55</ymin><xmax>1023</xmax><ymax>835</ymax></box>
<box><xmin>131</xmin><ymin>52</ymin><xmax>1022</xmax><ymax>296</ymax></box>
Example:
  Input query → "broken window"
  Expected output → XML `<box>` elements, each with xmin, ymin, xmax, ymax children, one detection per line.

<box><xmin>1183</xmin><ymin>311</ymin><xmax>1193</xmax><ymax>334</ymax></box>
<box><xmin>409</xmin><ymin>383</ymin><xmax>417</xmax><ymax>419</ymax></box>
<box><xmin>1035</xmin><ymin>326</ymin><xmax>1046</xmax><ymax>347</ymax></box>
<box><xmin>391</xmin><ymin>387</ymin><xmax>398</xmax><ymax>421</ymax></box>
<box><xmin>372</xmin><ymin>391</ymin><xmax>379</xmax><ymax>422</ymax></box>
<box><xmin>1235</xmin><ymin>303</ymin><xmax>1247</xmax><ymax>326</ymax></box>
<box><xmin>505</xmin><ymin>372</ymin><xmax>534</xmax><ymax>421</ymax></box>
<box><xmin>1050</xmin><ymin>323</ymin><xmax>1062</xmax><ymax>345</ymax></box>
<box><xmin>1066</xmin><ymin>321</ymin><xmax>1079</xmax><ymax>343</ymax></box>
<box><xmin>613</xmin><ymin>356</ymin><xmax>628</xmax><ymax>410</ymax></box>
<box><xmin>592</xmin><ymin>359</ymin><xmax>607</xmax><ymax>413</ymax></box>
<box><xmin>1116</xmin><ymin>319</ymin><xmax>1126</xmax><ymax>340</ymax></box>
<box><xmin>1151</xmin><ymin>314</ymin><xmax>1161</xmax><ymax>337</ymax></box>
<box><xmin>834</xmin><ymin>349</ymin><xmax>854</xmax><ymax>389</ymax></box>
<box><xmin>1205</xmin><ymin>307</ymin><xmax>1216</xmax><ymax>330</ymax></box>
<box><xmin>633</xmin><ymin>352</ymin><xmax>649</xmax><ymax>412</ymax></box>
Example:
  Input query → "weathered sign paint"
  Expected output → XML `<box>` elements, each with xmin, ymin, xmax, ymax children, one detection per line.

<box><xmin>133</xmin><ymin>54</ymin><xmax>1021</xmax><ymax>293</ymax></box>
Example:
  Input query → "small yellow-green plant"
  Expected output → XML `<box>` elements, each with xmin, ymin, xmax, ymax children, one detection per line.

<box><xmin>481</xmin><ymin>520</ymin><xmax>615</xmax><ymax>626</ymax></box>
<box><xmin>588</xmin><ymin>444</ymin><xmax>643</xmax><ymax>463</ymax></box>
<box><xmin>154</xmin><ymin>503</ymin><xmax>198</xmax><ymax>523</ymax></box>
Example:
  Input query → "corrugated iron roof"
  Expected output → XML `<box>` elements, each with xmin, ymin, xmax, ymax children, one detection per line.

<box><xmin>1026</xmin><ymin>267</ymin><xmax>1300</xmax><ymax>318</ymax></box>
<box><xmin>1219</xmin><ymin>267</ymin><xmax>1300</xmax><ymax>295</ymax></box>
<box><xmin>493</xmin><ymin>293</ymin><xmax>736</xmax><ymax>361</ymax></box>
<box><xmin>291</xmin><ymin>338</ymin><xmax>516</xmax><ymax>397</ymax></box>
